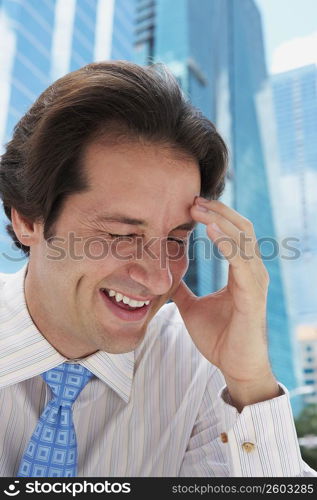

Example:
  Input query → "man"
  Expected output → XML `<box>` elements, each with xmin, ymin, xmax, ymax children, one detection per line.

<box><xmin>0</xmin><ymin>61</ymin><xmax>315</xmax><ymax>477</ymax></box>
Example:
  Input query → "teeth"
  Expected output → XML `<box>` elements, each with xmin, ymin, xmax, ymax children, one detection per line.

<box><xmin>104</xmin><ymin>289</ymin><xmax>150</xmax><ymax>308</ymax></box>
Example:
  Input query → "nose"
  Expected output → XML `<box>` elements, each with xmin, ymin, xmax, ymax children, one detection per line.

<box><xmin>128</xmin><ymin>238</ymin><xmax>173</xmax><ymax>296</ymax></box>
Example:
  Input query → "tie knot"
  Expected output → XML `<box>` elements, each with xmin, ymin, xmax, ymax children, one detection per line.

<box><xmin>42</xmin><ymin>363</ymin><xmax>94</xmax><ymax>407</ymax></box>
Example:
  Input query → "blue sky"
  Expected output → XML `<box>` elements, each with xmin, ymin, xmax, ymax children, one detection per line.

<box><xmin>255</xmin><ymin>0</ymin><xmax>317</xmax><ymax>73</ymax></box>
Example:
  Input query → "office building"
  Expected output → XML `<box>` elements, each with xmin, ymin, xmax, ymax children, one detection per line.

<box><xmin>271</xmin><ymin>64</ymin><xmax>317</xmax><ymax>325</ymax></box>
<box><xmin>272</xmin><ymin>65</ymin><xmax>317</xmax><ymax>408</ymax></box>
<box><xmin>297</xmin><ymin>325</ymin><xmax>317</xmax><ymax>405</ymax></box>
<box><xmin>0</xmin><ymin>0</ymin><xmax>136</xmax><ymax>272</ymax></box>
<box><xmin>134</xmin><ymin>0</ymin><xmax>301</xmax><ymax>411</ymax></box>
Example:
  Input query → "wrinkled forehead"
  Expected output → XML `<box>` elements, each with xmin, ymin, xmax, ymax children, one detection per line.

<box><xmin>79</xmin><ymin>139</ymin><xmax>201</xmax><ymax>231</ymax></box>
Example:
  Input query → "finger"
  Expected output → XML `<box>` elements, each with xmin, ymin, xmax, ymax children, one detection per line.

<box><xmin>206</xmin><ymin>222</ymin><xmax>249</xmax><ymax>269</ymax></box>
<box><xmin>192</xmin><ymin>204</ymin><xmax>257</xmax><ymax>261</ymax></box>
<box><xmin>207</xmin><ymin>224</ymin><xmax>268</xmax><ymax>295</ymax></box>
<box><xmin>191</xmin><ymin>204</ymin><xmax>266</xmax><ymax>277</ymax></box>
<box><xmin>171</xmin><ymin>279</ymin><xmax>197</xmax><ymax>311</ymax></box>
<box><xmin>192</xmin><ymin>204</ymin><xmax>244</xmax><ymax>241</ymax></box>
<box><xmin>195</xmin><ymin>197</ymin><xmax>255</xmax><ymax>237</ymax></box>
<box><xmin>210</xmin><ymin>234</ymin><xmax>257</xmax><ymax>293</ymax></box>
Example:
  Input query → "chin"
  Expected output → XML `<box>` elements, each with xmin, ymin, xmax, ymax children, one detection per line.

<box><xmin>100</xmin><ymin>338</ymin><xmax>143</xmax><ymax>354</ymax></box>
<box><xmin>97</xmin><ymin>325</ymin><xmax>147</xmax><ymax>354</ymax></box>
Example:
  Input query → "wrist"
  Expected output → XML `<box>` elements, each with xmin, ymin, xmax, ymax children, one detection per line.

<box><xmin>224</xmin><ymin>372</ymin><xmax>281</xmax><ymax>412</ymax></box>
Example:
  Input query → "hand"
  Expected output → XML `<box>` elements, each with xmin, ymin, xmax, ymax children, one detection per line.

<box><xmin>171</xmin><ymin>197</ymin><xmax>280</xmax><ymax>410</ymax></box>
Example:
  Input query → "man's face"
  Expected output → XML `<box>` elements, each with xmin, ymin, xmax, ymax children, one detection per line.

<box><xmin>26</xmin><ymin>138</ymin><xmax>201</xmax><ymax>357</ymax></box>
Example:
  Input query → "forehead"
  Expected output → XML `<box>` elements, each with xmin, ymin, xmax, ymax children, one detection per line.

<box><xmin>83</xmin><ymin>137</ymin><xmax>199</xmax><ymax>182</ymax></box>
<box><xmin>79</xmin><ymin>139</ymin><xmax>201</xmax><ymax>230</ymax></box>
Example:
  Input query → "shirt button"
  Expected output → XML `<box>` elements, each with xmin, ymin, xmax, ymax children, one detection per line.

<box><xmin>242</xmin><ymin>442</ymin><xmax>255</xmax><ymax>453</ymax></box>
<box><xmin>220</xmin><ymin>432</ymin><xmax>228</xmax><ymax>443</ymax></box>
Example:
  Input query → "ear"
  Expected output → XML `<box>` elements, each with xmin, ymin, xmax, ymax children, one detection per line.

<box><xmin>11</xmin><ymin>207</ymin><xmax>37</xmax><ymax>247</ymax></box>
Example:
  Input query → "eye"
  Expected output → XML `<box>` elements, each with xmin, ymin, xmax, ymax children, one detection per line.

<box><xmin>108</xmin><ymin>233</ymin><xmax>137</xmax><ymax>240</ymax></box>
<box><xmin>167</xmin><ymin>238</ymin><xmax>187</xmax><ymax>246</ymax></box>
<box><xmin>108</xmin><ymin>234</ymin><xmax>187</xmax><ymax>246</ymax></box>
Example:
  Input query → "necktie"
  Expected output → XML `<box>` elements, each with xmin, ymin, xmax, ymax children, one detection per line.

<box><xmin>17</xmin><ymin>363</ymin><xmax>94</xmax><ymax>477</ymax></box>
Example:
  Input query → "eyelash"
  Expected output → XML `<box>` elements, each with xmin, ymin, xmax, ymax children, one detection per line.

<box><xmin>108</xmin><ymin>234</ymin><xmax>187</xmax><ymax>246</ymax></box>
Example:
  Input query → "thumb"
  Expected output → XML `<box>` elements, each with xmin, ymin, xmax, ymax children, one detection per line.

<box><xmin>171</xmin><ymin>280</ymin><xmax>197</xmax><ymax>312</ymax></box>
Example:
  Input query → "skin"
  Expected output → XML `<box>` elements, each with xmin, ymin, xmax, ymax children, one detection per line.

<box><xmin>172</xmin><ymin>199</ymin><xmax>280</xmax><ymax>410</ymax></box>
<box><xmin>12</xmin><ymin>137</ymin><xmax>279</xmax><ymax>411</ymax></box>
<box><xmin>12</xmin><ymin>139</ymin><xmax>201</xmax><ymax>357</ymax></box>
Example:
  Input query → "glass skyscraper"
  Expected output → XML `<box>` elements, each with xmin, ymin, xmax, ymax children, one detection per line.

<box><xmin>272</xmin><ymin>65</ymin><xmax>317</xmax><ymax>177</ymax></box>
<box><xmin>271</xmin><ymin>64</ymin><xmax>317</xmax><ymax>326</ymax></box>
<box><xmin>0</xmin><ymin>0</ymin><xmax>136</xmax><ymax>272</ymax></box>
<box><xmin>213</xmin><ymin>0</ymin><xmax>302</xmax><ymax>411</ymax></box>
<box><xmin>0</xmin><ymin>0</ymin><xmax>303</xmax><ymax>412</ymax></box>
<box><xmin>134</xmin><ymin>0</ymin><xmax>301</xmax><ymax>412</ymax></box>
<box><xmin>135</xmin><ymin>0</ymin><xmax>226</xmax><ymax>295</ymax></box>
<box><xmin>272</xmin><ymin>65</ymin><xmax>317</xmax><ymax>403</ymax></box>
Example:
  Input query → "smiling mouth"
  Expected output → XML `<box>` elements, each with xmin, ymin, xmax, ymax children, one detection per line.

<box><xmin>100</xmin><ymin>288</ymin><xmax>152</xmax><ymax>322</ymax></box>
<box><xmin>100</xmin><ymin>288</ymin><xmax>151</xmax><ymax>311</ymax></box>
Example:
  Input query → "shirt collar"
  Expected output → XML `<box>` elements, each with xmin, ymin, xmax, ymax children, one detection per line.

<box><xmin>0</xmin><ymin>263</ymin><xmax>135</xmax><ymax>403</ymax></box>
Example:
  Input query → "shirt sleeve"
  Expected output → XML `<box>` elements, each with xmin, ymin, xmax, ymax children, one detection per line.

<box><xmin>179</xmin><ymin>368</ymin><xmax>317</xmax><ymax>477</ymax></box>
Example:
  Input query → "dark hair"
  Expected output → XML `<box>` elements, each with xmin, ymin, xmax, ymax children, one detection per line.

<box><xmin>0</xmin><ymin>60</ymin><xmax>228</xmax><ymax>255</ymax></box>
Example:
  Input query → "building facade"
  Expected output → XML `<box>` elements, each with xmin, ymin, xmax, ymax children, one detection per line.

<box><xmin>0</xmin><ymin>0</ymin><xmax>304</xmax><ymax>412</ymax></box>
<box><xmin>271</xmin><ymin>64</ymin><xmax>317</xmax><ymax>325</ymax></box>
<box><xmin>272</xmin><ymin>65</ymin><xmax>317</xmax><ymax>177</ymax></box>
<box><xmin>272</xmin><ymin>65</ymin><xmax>317</xmax><ymax>404</ymax></box>
<box><xmin>297</xmin><ymin>325</ymin><xmax>317</xmax><ymax>405</ymax></box>
<box><xmin>0</xmin><ymin>0</ymin><xmax>136</xmax><ymax>272</ymax></box>
<box><xmin>134</xmin><ymin>0</ymin><xmax>301</xmax><ymax>411</ymax></box>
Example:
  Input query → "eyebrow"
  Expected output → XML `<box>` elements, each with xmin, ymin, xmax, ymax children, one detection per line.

<box><xmin>88</xmin><ymin>214</ymin><xmax>197</xmax><ymax>231</ymax></box>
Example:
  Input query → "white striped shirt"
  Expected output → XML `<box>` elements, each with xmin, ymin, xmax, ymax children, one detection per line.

<box><xmin>0</xmin><ymin>264</ymin><xmax>316</xmax><ymax>477</ymax></box>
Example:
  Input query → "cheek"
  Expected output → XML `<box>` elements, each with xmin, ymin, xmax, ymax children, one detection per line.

<box><xmin>59</xmin><ymin>237</ymin><xmax>130</xmax><ymax>270</ymax></box>
<box><xmin>169</xmin><ymin>251</ymin><xmax>189</xmax><ymax>280</ymax></box>
<box><xmin>82</xmin><ymin>238</ymin><xmax>112</xmax><ymax>261</ymax></box>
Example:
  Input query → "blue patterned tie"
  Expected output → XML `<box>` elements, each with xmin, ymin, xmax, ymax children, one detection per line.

<box><xmin>17</xmin><ymin>363</ymin><xmax>94</xmax><ymax>477</ymax></box>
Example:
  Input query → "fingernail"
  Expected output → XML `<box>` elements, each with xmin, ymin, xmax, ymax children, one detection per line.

<box><xmin>195</xmin><ymin>205</ymin><xmax>208</xmax><ymax>212</ymax></box>
<box><xmin>211</xmin><ymin>222</ymin><xmax>223</xmax><ymax>233</ymax></box>
<box><xmin>196</xmin><ymin>196</ymin><xmax>209</xmax><ymax>205</ymax></box>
